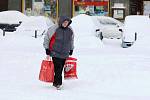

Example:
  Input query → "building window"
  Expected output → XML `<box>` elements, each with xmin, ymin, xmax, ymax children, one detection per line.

<box><xmin>44</xmin><ymin>0</ymin><xmax>57</xmax><ymax>18</ymax></box>
<box><xmin>74</xmin><ymin>0</ymin><xmax>109</xmax><ymax>16</ymax></box>
<box><xmin>113</xmin><ymin>9</ymin><xmax>124</xmax><ymax>19</ymax></box>
<box><xmin>25</xmin><ymin>0</ymin><xmax>32</xmax><ymax>16</ymax></box>
<box><xmin>25</xmin><ymin>0</ymin><xmax>32</xmax><ymax>9</ymax></box>
<box><xmin>144</xmin><ymin>1</ymin><xmax>150</xmax><ymax>16</ymax></box>
<box><xmin>35</xmin><ymin>0</ymin><xmax>42</xmax><ymax>2</ymax></box>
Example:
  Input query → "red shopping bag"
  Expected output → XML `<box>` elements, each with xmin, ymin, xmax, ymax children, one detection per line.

<box><xmin>39</xmin><ymin>59</ymin><xmax>54</xmax><ymax>83</ymax></box>
<box><xmin>64</xmin><ymin>57</ymin><xmax>78</xmax><ymax>79</ymax></box>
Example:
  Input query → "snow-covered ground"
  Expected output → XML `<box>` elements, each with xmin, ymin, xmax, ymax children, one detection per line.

<box><xmin>0</xmin><ymin>14</ymin><xmax>150</xmax><ymax>100</ymax></box>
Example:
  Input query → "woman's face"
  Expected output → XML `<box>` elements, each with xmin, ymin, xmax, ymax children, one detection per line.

<box><xmin>62</xmin><ymin>20</ymin><xmax>69</xmax><ymax>28</ymax></box>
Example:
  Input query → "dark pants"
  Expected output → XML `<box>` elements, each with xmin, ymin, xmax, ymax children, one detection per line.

<box><xmin>52</xmin><ymin>57</ymin><xmax>66</xmax><ymax>85</ymax></box>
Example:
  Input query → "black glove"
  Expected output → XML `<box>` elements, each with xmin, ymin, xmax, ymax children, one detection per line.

<box><xmin>46</xmin><ymin>49</ymin><xmax>50</xmax><ymax>55</ymax></box>
<box><xmin>69</xmin><ymin>50</ymin><xmax>73</xmax><ymax>55</ymax></box>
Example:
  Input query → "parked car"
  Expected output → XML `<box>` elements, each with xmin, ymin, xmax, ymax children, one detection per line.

<box><xmin>0</xmin><ymin>10</ymin><xmax>29</xmax><ymax>24</ymax></box>
<box><xmin>0</xmin><ymin>10</ymin><xmax>54</xmax><ymax>36</ymax></box>
<box><xmin>92</xmin><ymin>16</ymin><xmax>124</xmax><ymax>40</ymax></box>
<box><xmin>17</xmin><ymin>16</ymin><xmax>54</xmax><ymax>35</ymax></box>
<box><xmin>0</xmin><ymin>10</ymin><xmax>29</xmax><ymax>32</ymax></box>
<box><xmin>121</xmin><ymin>15</ymin><xmax>150</xmax><ymax>48</ymax></box>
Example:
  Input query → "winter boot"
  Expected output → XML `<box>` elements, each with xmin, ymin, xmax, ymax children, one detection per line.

<box><xmin>56</xmin><ymin>85</ymin><xmax>62</xmax><ymax>90</ymax></box>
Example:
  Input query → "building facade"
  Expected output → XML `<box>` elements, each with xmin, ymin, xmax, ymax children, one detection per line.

<box><xmin>0</xmin><ymin>0</ymin><xmax>150</xmax><ymax>20</ymax></box>
<box><xmin>0</xmin><ymin>0</ymin><xmax>22</xmax><ymax>11</ymax></box>
<box><xmin>73</xmin><ymin>0</ymin><xmax>109</xmax><ymax>16</ymax></box>
<box><xmin>110</xmin><ymin>0</ymin><xmax>150</xmax><ymax>20</ymax></box>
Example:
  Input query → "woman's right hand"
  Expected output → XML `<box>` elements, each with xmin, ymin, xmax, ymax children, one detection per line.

<box><xmin>46</xmin><ymin>55</ymin><xmax>50</xmax><ymax>61</ymax></box>
<box><xmin>46</xmin><ymin>49</ymin><xmax>50</xmax><ymax>55</ymax></box>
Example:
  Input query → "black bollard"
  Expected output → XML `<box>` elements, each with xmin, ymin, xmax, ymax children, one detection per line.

<box><xmin>35</xmin><ymin>30</ymin><xmax>37</xmax><ymax>38</ymax></box>
<box><xmin>3</xmin><ymin>29</ymin><xmax>5</xmax><ymax>36</ymax></box>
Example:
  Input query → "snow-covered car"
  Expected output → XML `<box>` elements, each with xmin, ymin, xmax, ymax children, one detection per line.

<box><xmin>0</xmin><ymin>10</ymin><xmax>29</xmax><ymax>24</ymax></box>
<box><xmin>17</xmin><ymin>16</ymin><xmax>54</xmax><ymax>36</ymax></box>
<box><xmin>0</xmin><ymin>10</ymin><xmax>29</xmax><ymax>32</ymax></box>
<box><xmin>0</xmin><ymin>10</ymin><xmax>54</xmax><ymax>36</ymax></box>
<box><xmin>121</xmin><ymin>15</ymin><xmax>150</xmax><ymax>48</ymax></box>
<box><xmin>92</xmin><ymin>16</ymin><xmax>124</xmax><ymax>39</ymax></box>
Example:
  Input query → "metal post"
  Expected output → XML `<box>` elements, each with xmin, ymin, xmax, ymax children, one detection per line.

<box><xmin>135</xmin><ymin>32</ymin><xmax>137</xmax><ymax>41</ymax></box>
<box><xmin>3</xmin><ymin>29</ymin><xmax>5</xmax><ymax>36</ymax></box>
<box><xmin>100</xmin><ymin>32</ymin><xmax>103</xmax><ymax>40</ymax></box>
<box><xmin>35</xmin><ymin>30</ymin><xmax>37</xmax><ymax>38</ymax></box>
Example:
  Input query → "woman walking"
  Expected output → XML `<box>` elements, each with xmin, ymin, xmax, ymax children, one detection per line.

<box><xmin>43</xmin><ymin>16</ymin><xmax>74</xmax><ymax>90</ymax></box>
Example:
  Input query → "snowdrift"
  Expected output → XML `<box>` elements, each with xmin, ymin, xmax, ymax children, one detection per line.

<box><xmin>71</xmin><ymin>14</ymin><xmax>99</xmax><ymax>36</ymax></box>
<box><xmin>71</xmin><ymin>14</ymin><xmax>102</xmax><ymax>49</ymax></box>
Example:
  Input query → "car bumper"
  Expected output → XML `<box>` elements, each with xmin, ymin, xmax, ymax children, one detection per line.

<box><xmin>121</xmin><ymin>41</ymin><xmax>134</xmax><ymax>48</ymax></box>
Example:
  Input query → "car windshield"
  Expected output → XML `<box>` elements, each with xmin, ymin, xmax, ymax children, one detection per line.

<box><xmin>99</xmin><ymin>19</ymin><xmax>117</xmax><ymax>25</ymax></box>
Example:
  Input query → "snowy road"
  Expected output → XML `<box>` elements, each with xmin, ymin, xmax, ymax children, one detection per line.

<box><xmin>0</xmin><ymin>33</ymin><xmax>150</xmax><ymax>100</ymax></box>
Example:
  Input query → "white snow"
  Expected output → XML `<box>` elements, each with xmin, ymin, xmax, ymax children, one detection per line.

<box><xmin>0</xmin><ymin>13</ymin><xmax>150</xmax><ymax>100</ymax></box>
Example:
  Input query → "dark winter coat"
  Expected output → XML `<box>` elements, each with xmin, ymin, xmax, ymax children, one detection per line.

<box><xmin>43</xmin><ymin>16</ymin><xmax>74</xmax><ymax>59</ymax></box>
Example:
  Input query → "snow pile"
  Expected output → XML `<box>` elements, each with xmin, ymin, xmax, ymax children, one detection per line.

<box><xmin>71</xmin><ymin>14</ymin><xmax>102</xmax><ymax>49</ymax></box>
<box><xmin>71</xmin><ymin>14</ymin><xmax>99</xmax><ymax>35</ymax></box>
<box><xmin>0</xmin><ymin>10</ymin><xmax>29</xmax><ymax>24</ymax></box>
